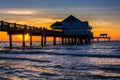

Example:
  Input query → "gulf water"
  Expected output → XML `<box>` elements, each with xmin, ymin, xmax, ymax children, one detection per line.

<box><xmin>0</xmin><ymin>41</ymin><xmax>120</xmax><ymax>80</ymax></box>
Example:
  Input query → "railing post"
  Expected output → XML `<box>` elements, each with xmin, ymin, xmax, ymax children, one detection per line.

<box><xmin>24</xmin><ymin>25</ymin><xmax>27</xmax><ymax>32</ymax></box>
<box><xmin>0</xmin><ymin>21</ymin><xmax>3</xmax><ymax>30</ymax></box>
<box><xmin>14</xmin><ymin>23</ymin><xmax>16</xmax><ymax>30</ymax></box>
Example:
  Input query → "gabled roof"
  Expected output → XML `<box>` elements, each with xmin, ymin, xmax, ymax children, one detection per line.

<box><xmin>51</xmin><ymin>21</ymin><xmax>63</xmax><ymax>26</ymax></box>
<box><xmin>51</xmin><ymin>15</ymin><xmax>90</xmax><ymax>29</ymax></box>
<box><xmin>62</xmin><ymin>15</ymin><xmax>82</xmax><ymax>22</ymax></box>
<box><xmin>61</xmin><ymin>15</ymin><xmax>87</xmax><ymax>27</ymax></box>
<box><xmin>51</xmin><ymin>21</ymin><xmax>64</xmax><ymax>29</ymax></box>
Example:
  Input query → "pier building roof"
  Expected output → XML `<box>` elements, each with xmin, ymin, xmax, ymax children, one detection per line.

<box><xmin>51</xmin><ymin>15</ymin><xmax>91</xmax><ymax>29</ymax></box>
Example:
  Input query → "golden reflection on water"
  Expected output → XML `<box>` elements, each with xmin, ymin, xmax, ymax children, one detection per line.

<box><xmin>0</xmin><ymin>64</ymin><xmax>55</xmax><ymax>80</ymax></box>
<box><xmin>89</xmin><ymin>58</ymin><xmax>120</xmax><ymax>65</ymax></box>
<box><xmin>26</xmin><ymin>66</ymin><xmax>54</xmax><ymax>73</ymax></box>
<box><xmin>14</xmin><ymin>63</ymin><xmax>55</xmax><ymax>73</ymax></box>
<box><xmin>91</xmin><ymin>70</ymin><xmax>120</xmax><ymax>77</ymax></box>
<box><xmin>0</xmin><ymin>75</ymin><xmax>22</xmax><ymax>80</ymax></box>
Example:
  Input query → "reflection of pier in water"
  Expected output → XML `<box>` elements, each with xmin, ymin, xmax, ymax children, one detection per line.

<box><xmin>93</xmin><ymin>34</ymin><xmax>111</xmax><ymax>42</ymax></box>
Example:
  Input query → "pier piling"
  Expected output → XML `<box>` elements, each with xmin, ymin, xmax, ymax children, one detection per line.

<box><xmin>9</xmin><ymin>34</ymin><xmax>12</xmax><ymax>48</ymax></box>
<box><xmin>62</xmin><ymin>37</ymin><xmax>64</xmax><ymax>45</ymax></box>
<box><xmin>44</xmin><ymin>36</ymin><xmax>46</xmax><ymax>46</ymax></box>
<box><xmin>22</xmin><ymin>34</ymin><xmax>25</xmax><ymax>47</ymax></box>
<box><xmin>30</xmin><ymin>35</ymin><xmax>32</xmax><ymax>47</ymax></box>
<box><xmin>53</xmin><ymin>36</ymin><xmax>56</xmax><ymax>45</ymax></box>
<box><xmin>41</xmin><ymin>35</ymin><xmax>43</xmax><ymax>46</ymax></box>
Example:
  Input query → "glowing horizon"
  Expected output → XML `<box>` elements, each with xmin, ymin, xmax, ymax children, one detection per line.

<box><xmin>0</xmin><ymin>0</ymin><xmax>120</xmax><ymax>41</ymax></box>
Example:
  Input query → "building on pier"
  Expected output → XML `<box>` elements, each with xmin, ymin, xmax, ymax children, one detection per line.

<box><xmin>51</xmin><ymin>15</ymin><xmax>93</xmax><ymax>44</ymax></box>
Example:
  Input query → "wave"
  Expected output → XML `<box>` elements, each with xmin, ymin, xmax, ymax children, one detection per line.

<box><xmin>0</xmin><ymin>57</ymin><xmax>51</xmax><ymax>63</ymax></box>
<box><xmin>87</xmin><ymin>75</ymin><xmax>120</xmax><ymax>79</ymax></box>
<box><xmin>0</xmin><ymin>50</ymin><xmax>120</xmax><ymax>59</ymax></box>
<box><xmin>40</xmin><ymin>72</ymin><xmax>59</xmax><ymax>76</ymax></box>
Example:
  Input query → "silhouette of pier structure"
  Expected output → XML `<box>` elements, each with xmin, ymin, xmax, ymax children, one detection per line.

<box><xmin>93</xmin><ymin>34</ymin><xmax>111</xmax><ymax>42</ymax></box>
<box><xmin>0</xmin><ymin>15</ymin><xmax>97</xmax><ymax>48</ymax></box>
<box><xmin>0</xmin><ymin>21</ymin><xmax>62</xmax><ymax>48</ymax></box>
<box><xmin>51</xmin><ymin>15</ymin><xmax>93</xmax><ymax>45</ymax></box>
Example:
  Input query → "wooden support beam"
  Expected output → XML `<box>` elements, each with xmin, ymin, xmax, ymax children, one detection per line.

<box><xmin>62</xmin><ymin>37</ymin><xmax>64</xmax><ymax>45</ymax></box>
<box><xmin>53</xmin><ymin>36</ymin><xmax>56</xmax><ymax>45</ymax></box>
<box><xmin>65</xmin><ymin>38</ymin><xmax>67</xmax><ymax>44</ymax></box>
<box><xmin>0</xmin><ymin>21</ymin><xmax>3</xmax><ymax>30</ymax></box>
<box><xmin>68</xmin><ymin>38</ymin><xmax>70</xmax><ymax>44</ymax></box>
<box><xmin>22</xmin><ymin>34</ymin><xmax>25</xmax><ymax>47</ymax></box>
<box><xmin>85</xmin><ymin>38</ymin><xmax>89</xmax><ymax>44</ymax></box>
<box><xmin>9</xmin><ymin>34</ymin><xmax>12</xmax><ymax>48</ymax></box>
<box><xmin>78</xmin><ymin>38</ymin><xmax>80</xmax><ymax>44</ymax></box>
<box><xmin>97</xmin><ymin>38</ymin><xmax>99</xmax><ymax>42</ymax></box>
<box><xmin>30</xmin><ymin>35</ymin><xmax>32</xmax><ymax>47</ymax></box>
<box><xmin>88</xmin><ymin>38</ymin><xmax>91</xmax><ymax>44</ymax></box>
<box><xmin>77</xmin><ymin>38</ymin><xmax>79</xmax><ymax>44</ymax></box>
<box><xmin>74</xmin><ymin>38</ymin><xmax>77</xmax><ymax>44</ymax></box>
<box><xmin>41</xmin><ymin>35</ymin><xmax>43</xmax><ymax>46</ymax></box>
<box><xmin>80</xmin><ymin>38</ymin><xmax>83</xmax><ymax>44</ymax></box>
<box><xmin>108</xmin><ymin>37</ymin><xmax>111</xmax><ymax>42</ymax></box>
<box><xmin>44</xmin><ymin>36</ymin><xmax>46</xmax><ymax>46</ymax></box>
<box><xmin>71</xmin><ymin>38</ymin><xmax>74</xmax><ymax>44</ymax></box>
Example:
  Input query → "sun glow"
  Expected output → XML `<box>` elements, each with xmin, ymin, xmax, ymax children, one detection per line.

<box><xmin>17</xmin><ymin>34</ymin><xmax>29</xmax><ymax>41</ymax></box>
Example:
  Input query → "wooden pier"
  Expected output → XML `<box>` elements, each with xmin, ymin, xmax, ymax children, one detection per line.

<box><xmin>0</xmin><ymin>20</ymin><xmax>111</xmax><ymax>48</ymax></box>
<box><xmin>0</xmin><ymin>20</ymin><xmax>93</xmax><ymax>48</ymax></box>
<box><xmin>0</xmin><ymin>21</ymin><xmax>62</xmax><ymax>48</ymax></box>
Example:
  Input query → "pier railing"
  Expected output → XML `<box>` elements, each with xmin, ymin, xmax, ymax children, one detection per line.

<box><xmin>0</xmin><ymin>21</ymin><xmax>63</xmax><ymax>36</ymax></box>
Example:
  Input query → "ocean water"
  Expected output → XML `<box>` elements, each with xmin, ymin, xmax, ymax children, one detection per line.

<box><xmin>0</xmin><ymin>41</ymin><xmax>120</xmax><ymax>80</ymax></box>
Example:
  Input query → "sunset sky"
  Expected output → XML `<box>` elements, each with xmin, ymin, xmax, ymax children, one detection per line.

<box><xmin>0</xmin><ymin>0</ymin><xmax>120</xmax><ymax>41</ymax></box>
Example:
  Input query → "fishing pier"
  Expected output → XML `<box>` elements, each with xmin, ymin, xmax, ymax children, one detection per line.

<box><xmin>0</xmin><ymin>15</ymin><xmax>110</xmax><ymax>48</ymax></box>
<box><xmin>0</xmin><ymin>21</ymin><xmax>63</xmax><ymax>48</ymax></box>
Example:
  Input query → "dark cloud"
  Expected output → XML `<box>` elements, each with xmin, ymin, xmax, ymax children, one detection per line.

<box><xmin>0</xmin><ymin>0</ymin><xmax>120</xmax><ymax>8</ymax></box>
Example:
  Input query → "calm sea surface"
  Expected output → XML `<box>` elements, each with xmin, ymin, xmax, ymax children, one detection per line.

<box><xmin>0</xmin><ymin>41</ymin><xmax>120</xmax><ymax>80</ymax></box>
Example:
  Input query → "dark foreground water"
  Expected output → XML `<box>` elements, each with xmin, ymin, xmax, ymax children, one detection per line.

<box><xmin>0</xmin><ymin>41</ymin><xmax>120</xmax><ymax>80</ymax></box>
